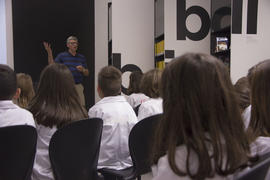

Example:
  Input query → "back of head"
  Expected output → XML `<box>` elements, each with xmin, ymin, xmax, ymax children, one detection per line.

<box><xmin>140</xmin><ymin>69</ymin><xmax>162</xmax><ymax>98</ymax></box>
<box><xmin>98</xmin><ymin>66</ymin><xmax>122</xmax><ymax>97</ymax></box>
<box><xmin>247</xmin><ymin>59</ymin><xmax>270</xmax><ymax>142</ymax></box>
<box><xmin>29</xmin><ymin>63</ymin><xmax>87</xmax><ymax>128</ymax></box>
<box><xmin>0</xmin><ymin>64</ymin><xmax>17</xmax><ymax>100</ymax></box>
<box><xmin>16</xmin><ymin>73</ymin><xmax>35</xmax><ymax>108</ymax></box>
<box><xmin>127</xmin><ymin>71</ymin><xmax>143</xmax><ymax>95</ymax></box>
<box><xmin>234</xmin><ymin>77</ymin><xmax>250</xmax><ymax>113</ymax></box>
<box><xmin>152</xmin><ymin>53</ymin><xmax>250</xmax><ymax>179</ymax></box>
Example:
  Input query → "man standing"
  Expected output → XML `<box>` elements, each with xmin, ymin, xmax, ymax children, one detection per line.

<box><xmin>43</xmin><ymin>36</ymin><xmax>89</xmax><ymax>106</ymax></box>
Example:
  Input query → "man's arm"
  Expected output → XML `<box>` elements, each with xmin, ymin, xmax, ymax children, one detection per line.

<box><xmin>76</xmin><ymin>65</ymin><xmax>89</xmax><ymax>76</ymax></box>
<box><xmin>43</xmin><ymin>42</ymin><xmax>54</xmax><ymax>64</ymax></box>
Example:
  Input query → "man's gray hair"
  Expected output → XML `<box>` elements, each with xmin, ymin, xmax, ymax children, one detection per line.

<box><xmin>66</xmin><ymin>36</ymin><xmax>78</xmax><ymax>44</ymax></box>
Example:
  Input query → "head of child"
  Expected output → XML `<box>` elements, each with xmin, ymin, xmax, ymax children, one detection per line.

<box><xmin>0</xmin><ymin>64</ymin><xmax>17</xmax><ymax>101</ymax></box>
<box><xmin>97</xmin><ymin>66</ymin><xmax>122</xmax><ymax>98</ymax></box>
<box><xmin>14</xmin><ymin>73</ymin><xmax>35</xmax><ymax>108</ymax></box>
<box><xmin>140</xmin><ymin>69</ymin><xmax>162</xmax><ymax>98</ymax></box>
<box><xmin>127</xmin><ymin>71</ymin><xmax>143</xmax><ymax>95</ymax></box>
<box><xmin>247</xmin><ymin>59</ymin><xmax>270</xmax><ymax>142</ymax></box>
<box><xmin>152</xmin><ymin>53</ymin><xmax>251</xmax><ymax>179</ymax></box>
<box><xmin>234</xmin><ymin>77</ymin><xmax>250</xmax><ymax>113</ymax></box>
<box><xmin>29</xmin><ymin>63</ymin><xmax>87</xmax><ymax>128</ymax></box>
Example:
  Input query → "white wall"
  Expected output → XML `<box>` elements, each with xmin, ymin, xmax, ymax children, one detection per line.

<box><xmin>0</xmin><ymin>0</ymin><xmax>13</xmax><ymax>67</ymax></box>
<box><xmin>95</xmin><ymin>0</ymin><xmax>108</xmax><ymax>102</ymax></box>
<box><xmin>112</xmin><ymin>0</ymin><xmax>155</xmax><ymax>88</ymax></box>
<box><xmin>231</xmin><ymin>0</ymin><xmax>270</xmax><ymax>82</ymax></box>
<box><xmin>164</xmin><ymin>0</ymin><xmax>211</xmax><ymax>62</ymax></box>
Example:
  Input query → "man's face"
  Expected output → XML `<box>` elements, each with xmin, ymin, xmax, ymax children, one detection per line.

<box><xmin>67</xmin><ymin>39</ymin><xmax>78</xmax><ymax>52</ymax></box>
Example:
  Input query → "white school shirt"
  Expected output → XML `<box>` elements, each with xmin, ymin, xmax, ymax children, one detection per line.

<box><xmin>234</xmin><ymin>136</ymin><xmax>270</xmax><ymax>179</ymax></box>
<box><xmin>151</xmin><ymin>145</ymin><xmax>234</xmax><ymax>180</ymax></box>
<box><xmin>242</xmin><ymin>105</ymin><xmax>251</xmax><ymax>129</ymax></box>
<box><xmin>32</xmin><ymin>125</ymin><xmax>57</xmax><ymax>180</ymax></box>
<box><xmin>137</xmin><ymin>98</ymin><xmax>163</xmax><ymax>121</ymax></box>
<box><xmin>126</xmin><ymin>93</ymin><xmax>149</xmax><ymax>108</ymax></box>
<box><xmin>151</xmin><ymin>137</ymin><xmax>270</xmax><ymax>180</ymax></box>
<box><xmin>250</xmin><ymin>136</ymin><xmax>270</xmax><ymax>156</ymax></box>
<box><xmin>88</xmin><ymin>95</ymin><xmax>138</xmax><ymax>170</ymax></box>
<box><xmin>0</xmin><ymin>100</ymin><xmax>35</xmax><ymax>128</ymax></box>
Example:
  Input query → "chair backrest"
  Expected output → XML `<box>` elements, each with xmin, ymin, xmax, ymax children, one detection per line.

<box><xmin>129</xmin><ymin>114</ymin><xmax>162</xmax><ymax>176</ymax></box>
<box><xmin>49</xmin><ymin>118</ymin><xmax>103</xmax><ymax>180</ymax></box>
<box><xmin>134</xmin><ymin>104</ymin><xmax>141</xmax><ymax>116</ymax></box>
<box><xmin>0</xmin><ymin>125</ymin><xmax>37</xmax><ymax>180</ymax></box>
<box><xmin>236</xmin><ymin>153</ymin><xmax>270</xmax><ymax>180</ymax></box>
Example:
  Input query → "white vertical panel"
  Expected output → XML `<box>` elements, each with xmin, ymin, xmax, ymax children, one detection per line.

<box><xmin>95</xmin><ymin>0</ymin><xmax>108</xmax><ymax>102</ymax></box>
<box><xmin>0</xmin><ymin>0</ymin><xmax>7</xmax><ymax>65</ymax></box>
<box><xmin>231</xmin><ymin>0</ymin><xmax>270</xmax><ymax>82</ymax></box>
<box><xmin>112</xmin><ymin>0</ymin><xmax>155</xmax><ymax>88</ymax></box>
<box><xmin>5</xmin><ymin>0</ymin><xmax>13</xmax><ymax>68</ymax></box>
<box><xmin>164</xmin><ymin>0</ymin><xmax>211</xmax><ymax>62</ymax></box>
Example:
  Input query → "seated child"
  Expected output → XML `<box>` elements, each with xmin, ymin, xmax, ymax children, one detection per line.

<box><xmin>0</xmin><ymin>64</ymin><xmax>35</xmax><ymax>128</ymax></box>
<box><xmin>29</xmin><ymin>63</ymin><xmax>88</xmax><ymax>180</ymax></box>
<box><xmin>137</xmin><ymin>69</ymin><xmax>163</xmax><ymax>121</ymax></box>
<box><xmin>126</xmin><ymin>71</ymin><xmax>149</xmax><ymax>108</ymax></box>
<box><xmin>88</xmin><ymin>66</ymin><xmax>137</xmax><ymax>170</ymax></box>
<box><xmin>151</xmin><ymin>53</ymin><xmax>254</xmax><ymax>180</ymax></box>
<box><xmin>246</xmin><ymin>59</ymin><xmax>270</xmax><ymax>156</ymax></box>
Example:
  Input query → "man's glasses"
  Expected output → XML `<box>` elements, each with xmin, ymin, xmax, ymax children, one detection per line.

<box><xmin>69</xmin><ymin>42</ymin><xmax>78</xmax><ymax>45</ymax></box>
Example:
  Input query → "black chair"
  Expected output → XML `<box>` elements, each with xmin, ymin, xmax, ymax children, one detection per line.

<box><xmin>133</xmin><ymin>104</ymin><xmax>141</xmax><ymax>116</ymax></box>
<box><xmin>99</xmin><ymin>114</ymin><xmax>162</xmax><ymax>180</ymax></box>
<box><xmin>235</xmin><ymin>153</ymin><xmax>270</xmax><ymax>180</ymax></box>
<box><xmin>49</xmin><ymin>118</ymin><xmax>103</xmax><ymax>180</ymax></box>
<box><xmin>0</xmin><ymin>125</ymin><xmax>37</xmax><ymax>180</ymax></box>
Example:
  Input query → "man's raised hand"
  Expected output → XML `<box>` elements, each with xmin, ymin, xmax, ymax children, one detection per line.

<box><xmin>43</xmin><ymin>42</ymin><xmax>52</xmax><ymax>54</ymax></box>
<box><xmin>43</xmin><ymin>42</ymin><xmax>54</xmax><ymax>64</ymax></box>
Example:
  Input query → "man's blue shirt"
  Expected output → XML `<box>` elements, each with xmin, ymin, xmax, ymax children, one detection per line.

<box><xmin>55</xmin><ymin>51</ymin><xmax>87</xmax><ymax>84</ymax></box>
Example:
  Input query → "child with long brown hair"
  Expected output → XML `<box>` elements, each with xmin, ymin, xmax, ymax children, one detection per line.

<box><xmin>246</xmin><ymin>59</ymin><xmax>270</xmax><ymax>156</ymax></box>
<box><xmin>137</xmin><ymin>69</ymin><xmax>163</xmax><ymax>121</ymax></box>
<box><xmin>151</xmin><ymin>53</ymin><xmax>252</xmax><ymax>179</ymax></box>
<box><xmin>126</xmin><ymin>71</ymin><xmax>149</xmax><ymax>108</ymax></box>
<box><xmin>29</xmin><ymin>63</ymin><xmax>88</xmax><ymax>180</ymax></box>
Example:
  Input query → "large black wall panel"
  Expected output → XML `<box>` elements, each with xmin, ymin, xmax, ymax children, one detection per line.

<box><xmin>12</xmin><ymin>0</ymin><xmax>95</xmax><ymax>108</ymax></box>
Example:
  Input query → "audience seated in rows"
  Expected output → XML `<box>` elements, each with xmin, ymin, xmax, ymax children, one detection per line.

<box><xmin>137</xmin><ymin>69</ymin><xmax>163</xmax><ymax>121</ymax></box>
<box><xmin>88</xmin><ymin>66</ymin><xmax>137</xmax><ymax>171</ymax></box>
<box><xmin>29</xmin><ymin>63</ymin><xmax>88</xmax><ymax>180</ymax></box>
<box><xmin>126</xmin><ymin>71</ymin><xmax>149</xmax><ymax>108</ymax></box>
<box><xmin>3</xmin><ymin>54</ymin><xmax>270</xmax><ymax>180</ymax></box>
<box><xmin>13</xmin><ymin>73</ymin><xmax>35</xmax><ymax>109</ymax></box>
<box><xmin>0</xmin><ymin>64</ymin><xmax>35</xmax><ymax>128</ymax></box>
<box><xmin>150</xmin><ymin>53</ymin><xmax>255</xmax><ymax>180</ymax></box>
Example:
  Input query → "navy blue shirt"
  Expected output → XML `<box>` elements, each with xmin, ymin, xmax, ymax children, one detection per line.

<box><xmin>55</xmin><ymin>51</ymin><xmax>87</xmax><ymax>84</ymax></box>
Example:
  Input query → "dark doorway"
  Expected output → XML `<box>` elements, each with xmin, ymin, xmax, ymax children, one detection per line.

<box><xmin>12</xmin><ymin>0</ymin><xmax>95</xmax><ymax>108</ymax></box>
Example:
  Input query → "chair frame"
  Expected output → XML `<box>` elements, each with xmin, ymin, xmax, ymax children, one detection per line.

<box><xmin>0</xmin><ymin>125</ymin><xmax>37</xmax><ymax>180</ymax></box>
<box><xmin>99</xmin><ymin>114</ymin><xmax>162</xmax><ymax>180</ymax></box>
<box><xmin>49</xmin><ymin>118</ymin><xmax>103</xmax><ymax>180</ymax></box>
